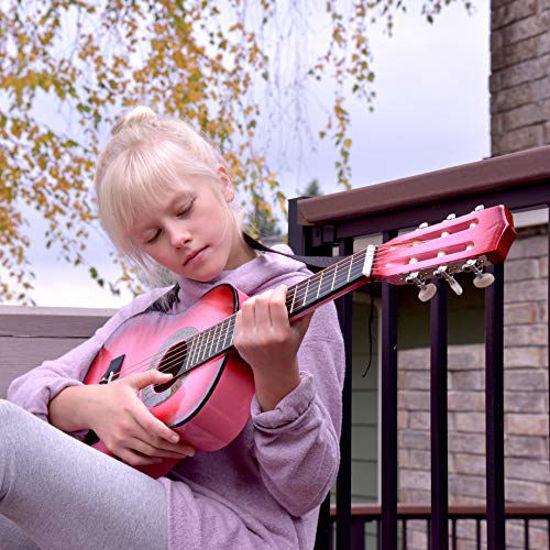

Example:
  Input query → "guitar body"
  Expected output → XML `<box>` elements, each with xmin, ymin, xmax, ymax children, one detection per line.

<box><xmin>84</xmin><ymin>284</ymin><xmax>255</xmax><ymax>478</ymax></box>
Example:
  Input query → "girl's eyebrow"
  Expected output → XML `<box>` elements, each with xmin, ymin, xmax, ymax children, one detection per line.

<box><xmin>174</xmin><ymin>190</ymin><xmax>195</xmax><ymax>202</ymax></box>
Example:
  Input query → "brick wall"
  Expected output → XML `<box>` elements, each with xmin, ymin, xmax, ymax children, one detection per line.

<box><xmin>490</xmin><ymin>0</ymin><xmax>550</xmax><ymax>155</ymax></box>
<box><xmin>398</xmin><ymin>226</ymin><xmax>549</xmax><ymax>549</ymax></box>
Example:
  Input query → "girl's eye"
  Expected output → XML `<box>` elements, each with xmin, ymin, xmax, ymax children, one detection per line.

<box><xmin>177</xmin><ymin>199</ymin><xmax>195</xmax><ymax>217</ymax></box>
<box><xmin>145</xmin><ymin>230</ymin><xmax>160</xmax><ymax>244</ymax></box>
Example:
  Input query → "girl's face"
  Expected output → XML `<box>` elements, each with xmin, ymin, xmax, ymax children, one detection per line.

<box><xmin>129</xmin><ymin>169</ymin><xmax>253</xmax><ymax>282</ymax></box>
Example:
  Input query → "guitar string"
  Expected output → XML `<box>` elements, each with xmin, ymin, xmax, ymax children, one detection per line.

<box><xmin>100</xmin><ymin>235</ymin><xmax>481</xmax><ymax>380</ymax></box>
<box><xmin>95</xmin><ymin>248</ymin><xmax>377</xmax><ymax>380</ymax></box>
<box><xmin>101</xmin><ymin>236</ymin><xmax>466</xmax><ymax>380</ymax></box>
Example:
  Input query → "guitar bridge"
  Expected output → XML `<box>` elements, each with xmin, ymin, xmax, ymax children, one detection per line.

<box><xmin>99</xmin><ymin>354</ymin><xmax>125</xmax><ymax>384</ymax></box>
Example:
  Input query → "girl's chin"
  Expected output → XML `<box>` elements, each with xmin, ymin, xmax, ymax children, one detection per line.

<box><xmin>181</xmin><ymin>261</ymin><xmax>227</xmax><ymax>282</ymax></box>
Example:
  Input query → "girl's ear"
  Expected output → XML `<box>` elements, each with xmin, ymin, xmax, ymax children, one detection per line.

<box><xmin>216</xmin><ymin>165</ymin><xmax>234</xmax><ymax>202</ymax></box>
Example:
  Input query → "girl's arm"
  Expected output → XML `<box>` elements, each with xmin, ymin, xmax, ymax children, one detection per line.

<box><xmin>48</xmin><ymin>370</ymin><xmax>195</xmax><ymax>466</ymax></box>
<box><xmin>234</xmin><ymin>286</ymin><xmax>345</xmax><ymax>517</ymax></box>
<box><xmin>7</xmin><ymin>288</ymin><xmax>166</xmax><ymax>423</ymax></box>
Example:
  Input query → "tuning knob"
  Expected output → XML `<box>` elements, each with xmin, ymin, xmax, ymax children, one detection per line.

<box><xmin>418</xmin><ymin>283</ymin><xmax>437</xmax><ymax>302</ymax></box>
<box><xmin>473</xmin><ymin>273</ymin><xmax>495</xmax><ymax>288</ymax></box>
<box><xmin>463</xmin><ymin>259</ymin><xmax>495</xmax><ymax>288</ymax></box>
<box><xmin>405</xmin><ymin>272</ymin><xmax>438</xmax><ymax>302</ymax></box>
<box><xmin>434</xmin><ymin>266</ymin><xmax>463</xmax><ymax>295</ymax></box>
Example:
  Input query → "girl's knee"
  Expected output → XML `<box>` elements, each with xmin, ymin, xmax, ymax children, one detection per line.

<box><xmin>0</xmin><ymin>400</ymin><xmax>26</xmax><ymax>422</ymax></box>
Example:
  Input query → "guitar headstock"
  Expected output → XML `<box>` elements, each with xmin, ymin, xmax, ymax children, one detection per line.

<box><xmin>371</xmin><ymin>205</ymin><xmax>516</xmax><ymax>301</ymax></box>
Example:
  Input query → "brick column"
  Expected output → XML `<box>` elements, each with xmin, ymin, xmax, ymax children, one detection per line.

<box><xmin>490</xmin><ymin>0</ymin><xmax>550</xmax><ymax>155</ymax></box>
<box><xmin>398</xmin><ymin>227</ymin><xmax>549</xmax><ymax>549</ymax></box>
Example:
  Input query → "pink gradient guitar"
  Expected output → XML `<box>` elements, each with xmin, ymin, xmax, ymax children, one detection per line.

<box><xmin>83</xmin><ymin>204</ymin><xmax>516</xmax><ymax>478</ymax></box>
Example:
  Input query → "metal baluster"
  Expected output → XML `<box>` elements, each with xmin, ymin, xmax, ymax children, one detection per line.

<box><xmin>485</xmin><ymin>263</ymin><xmax>506</xmax><ymax>550</ymax></box>
<box><xmin>288</xmin><ymin>198</ymin><xmax>333</xmax><ymax>550</ymax></box>
<box><xmin>451</xmin><ymin>519</ymin><xmax>457</xmax><ymax>550</ymax></box>
<box><xmin>524</xmin><ymin>518</ymin><xmax>529</xmax><ymax>550</ymax></box>
<box><xmin>476</xmin><ymin>519</ymin><xmax>481</xmax><ymax>550</ymax></box>
<box><xmin>351</xmin><ymin>519</ymin><xmax>365</xmax><ymax>550</ymax></box>
<box><xmin>430</xmin><ymin>278</ymin><xmax>449</xmax><ymax>550</ymax></box>
<box><xmin>336</xmin><ymin>238</ymin><xmax>354</xmax><ymax>550</ymax></box>
<box><xmin>402</xmin><ymin>518</ymin><xmax>407</xmax><ymax>550</ymax></box>
<box><xmin>381</xmin><ymin>229</ymin><xmax>399</xmax><ymax>550</ymax></box>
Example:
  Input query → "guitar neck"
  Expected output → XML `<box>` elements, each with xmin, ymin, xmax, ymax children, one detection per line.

<box><xmin>180</xmin><ymin>247</ymin><xmax>374</xmax><ymax>372</ymax></box>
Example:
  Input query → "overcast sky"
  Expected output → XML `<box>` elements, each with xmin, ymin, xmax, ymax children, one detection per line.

<box><xmin>22</xmin><ymin>0</ymin><xmax>490</xmax><ymax>310</ymax></box>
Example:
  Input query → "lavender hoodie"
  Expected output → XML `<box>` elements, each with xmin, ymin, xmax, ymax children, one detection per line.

<box><xmin>8</xmin><ymin>248</ymin><xmax>345</xmax><ymax>549</ymax></box>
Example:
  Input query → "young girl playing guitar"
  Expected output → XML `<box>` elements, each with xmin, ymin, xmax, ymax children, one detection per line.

<box><xmin>1</xmin><ymin>106</ymin><xmax>345</xmax><ymax>549</ymax></box>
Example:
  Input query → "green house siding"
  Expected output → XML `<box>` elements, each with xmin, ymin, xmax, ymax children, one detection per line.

<box><xmin>351</xmin><ymin>297</ymin><xmax>379</xmax><ymax>503</ymax></box>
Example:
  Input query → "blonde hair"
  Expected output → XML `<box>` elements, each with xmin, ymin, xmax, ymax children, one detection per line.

<box><xmin>94</xmin><ymin>106</ymin><xmax>240</xmax><ymax>287</ymax></box>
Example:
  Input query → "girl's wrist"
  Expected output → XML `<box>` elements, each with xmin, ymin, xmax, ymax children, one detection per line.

<box><xmin>252</xmin><ymin>358</ymin><xmax>301</xmax><ymax>412</ymax></box>
<box><xmin>48</xmin><ymin>384</ymin><xmax>99</xmax><ymax>432</ymax></box>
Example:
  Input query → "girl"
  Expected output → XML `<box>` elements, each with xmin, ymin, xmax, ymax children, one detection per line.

<box><xmin>1</xmin><ymin>106</ymin><xmax>345</xmax><ymax>549</ymax></box>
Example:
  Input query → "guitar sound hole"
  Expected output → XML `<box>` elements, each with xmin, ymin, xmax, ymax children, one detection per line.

<box><xmin>153</xmin><ymin>340</ymin><xmax>188</xmax><ymax>393</ymax></box>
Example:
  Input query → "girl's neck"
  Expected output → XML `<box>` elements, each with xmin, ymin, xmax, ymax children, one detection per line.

<box><xmin>224</xmin><ymin>231</ymin><xmax>258</xmax><ymax>271</ymax></box>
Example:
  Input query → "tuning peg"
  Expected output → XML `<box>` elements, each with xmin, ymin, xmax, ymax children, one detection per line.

<box><xmin>473</xmin><ymin>273</ymin><xmax>495</xmax><ymax>288</ymax></box>
<box><xmin>418</xmin><ymin>222</ymin><xmax>429</xmax><ymax>229</ymax></box>
<box><xmin>463</xmin><ymin>259</ymin><xmax>495</xmax><ymax>288</ymax></box>
<box><xmin>418</xmin><ymin>283</ymin><xmax>437</xmax><ymax>302</ymax></box>
<box><xmin>434</xmin><ymin>266</ymin><xmax>463</xmax><ymax>295</ymax></box>
<box><xmin>405</xmin><ymin>272</ymin><xmax>438</xmax><ymax>302</ymax></box>
<box><xmin>446</xmin><ymin>213</ymin><xmax>456</xmax><ymax>221</ymax></box>
<box><xmin>474</xmin><ymin>204</ymin><xmax>485</xmax><ymax>211</ymax></box>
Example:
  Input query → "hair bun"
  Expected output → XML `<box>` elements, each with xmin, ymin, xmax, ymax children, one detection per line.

<box><xmin>112</xmin><ymin>105</ymin><xmax>157</xmax><ymax>135</ymax></box>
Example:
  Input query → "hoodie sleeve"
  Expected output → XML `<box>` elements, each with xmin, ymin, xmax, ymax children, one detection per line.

<box><xmin>250</xmin><ymin>300</ymin><xmax>345</xmax><ymax>517</ymax></box>
<box><xmin>7</xmin><ymin>289</ymin><xmax>167</xmax><ymax>435</ymax></box>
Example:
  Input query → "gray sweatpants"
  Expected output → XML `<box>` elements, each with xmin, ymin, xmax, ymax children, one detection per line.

<box><xmin>0</xmin><ymin>399</ymin><xmax>168</xmax><ymax>550</ymax></box>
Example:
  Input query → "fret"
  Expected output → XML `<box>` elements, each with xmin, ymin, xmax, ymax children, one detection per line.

<box><xmin>223</xmin><ymin>318</ymin><xmax>232</xmax><ymax>349</ymax></box>
<box><xmin>197</xmin><ymin>331</ymin><xmax>207</xmax><ymax>363</ymax></box>
<box><xmin>208</xmin><ymin>325</ymin><xmax>215</xmax><ymax>357</ymax></box>
<box><xmin>302</xmin><ymin>278</ymin><xmax>310</xmax><ymax>306</ymax></box>
<box><xmin>183</xmin><ymin>340</ymin><xmax>192</xmax><ymax>371</ymax></box>
<box><xmin>316</xmin><ymin>271</ymin><xmax>323</xmax><ymax>299</ymax></box>
<box><xmin>322</xmin><ymin>268</ymin><xmax>333</xmax><ymax>295</ymax></box>
<box><xmin>188</xmin><ymin>335</ymin><xmax>198</xmax><ymax>367</ymax></box>
<box><xmin>331</xmin><ymin>263</ymin><xmax>338</xmax><ymax>291</ymax></box>
<box><xmin>214</xmin><ymin>322</ymin><xmax>223</xmax><ymax>354</ymax></box>
<box><xmin>226</xmin><ymin>316</ymin><xmax>235</xmax><ymax>347</ymax></box>
<box><xmin>203</xmin><ymin>330</ymin><xmax>211</xmax><ymax>361</ymax></box>
<box><xmin>347</xmin><ymin>255</ymin><xmax>354</xmax><ymax>282</ymax></box>
<box><xmin>207</xmin><ymin>325</ymin><xmax>216</xmax><ymax>357</ymax></box>
<box><xmin>290</xmin><ymin>285</ymin><xmax>298</xmax><ymax>313</ymax></box>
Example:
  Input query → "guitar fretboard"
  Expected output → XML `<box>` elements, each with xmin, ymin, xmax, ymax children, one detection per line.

<box><xmin>179</xmin><ymin>247</ymin><xmax>371</xmax><ymax>374</ymax></box>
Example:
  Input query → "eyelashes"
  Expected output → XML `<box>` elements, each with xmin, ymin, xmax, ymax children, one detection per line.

<box><xmin>143</xmin><ymin>199</ymin><xmax>196</xmax><ymax>244</ymax></box>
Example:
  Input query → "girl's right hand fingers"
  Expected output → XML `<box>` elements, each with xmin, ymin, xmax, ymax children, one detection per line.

<box><xmin>121</xmin><ymin>370</ymin><xmax>183</xmax><ymax>444</ymax></box>
<box><xmin>126</xmin><ymin>438</ymin><xmax>195</xmax><ymax>459</ymax></box>
<box><xmin>125</xmin><ymin>369</ymin><xmax>174</xmax><ymax>391</ymax></box>
<box><xmin>116</xmin><ymin>448</ymin><xmax>163</xmax><ymax>467</ymax></box>
<box><xmin>130</xmin><ymin>392</ymin><xmax>185</xmax><ymax>445</ymax></box>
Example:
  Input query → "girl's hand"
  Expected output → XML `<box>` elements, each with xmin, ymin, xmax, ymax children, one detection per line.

<box><xmin>233</xmin><ymin>284</ymin><xmax>313</xmax><ymax>410</ymax></box>
<box><xmin>85</xmin><ymin>370</ymin><xmax>195</xmax><ymax>467</ymax></box>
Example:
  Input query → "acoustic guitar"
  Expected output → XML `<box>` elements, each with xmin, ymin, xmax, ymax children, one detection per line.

<box><xmin>83</xmin><ymin>204</ymin><xmax>516</xmax><ymax>478</ymax></box>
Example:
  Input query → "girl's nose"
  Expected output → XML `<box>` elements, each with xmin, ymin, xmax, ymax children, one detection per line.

<box><xmin>168</xmin><ymin>225</ymin><xmax>191</xmax><ymax>249</ymax></box>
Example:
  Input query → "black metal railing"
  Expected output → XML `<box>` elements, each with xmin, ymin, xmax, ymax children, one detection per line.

<box><xmin>287</xmin><ymin>146</ymin><xmax>550</xmax><ymax>550</ymax></box>
<box><xmin>328</xmin><ymin>504</ymin><xmax>550</xmax><ymax>549</ymax></box>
